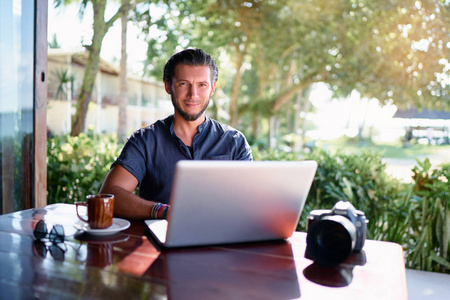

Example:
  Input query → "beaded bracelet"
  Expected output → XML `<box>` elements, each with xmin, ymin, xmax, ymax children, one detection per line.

<box><xmin>151</xmin><ymin>203</ymin><xmax>170</xmax><ymax>219</ymax></box>
<box><xmin>162</xmin><ymin>205</ymin><xmax>170</xmax><ymax>219</ymax></box>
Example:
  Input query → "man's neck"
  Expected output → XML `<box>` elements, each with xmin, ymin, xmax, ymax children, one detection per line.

<box><xmin>173</xmin><ymin>113</ymin><xmax>205</xmax><ymax>147</ymax></box>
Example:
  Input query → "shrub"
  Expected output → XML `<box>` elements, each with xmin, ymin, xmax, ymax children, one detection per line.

<box><xmin>253</xmin><ymin>147</ymin><xmax>407</xmax><ymax>239</ymax></box>
<box><xmin>406</xmin><ymin>159</ymin><xmax>450</xmax><ymax>273</ymax></box>
<box><xmin>47</xmin><ymin>132</ymin><xmax>122</xmax><ymax>204</ymax></box>
<box><xmin>252</xmin><ymin>147</ymin><xmax>449</xmax><ymax>273</ymax></box>
<box><xmin>305</xmin><ymin>150</ymin><xmax>409</xmax><ymax>239</ymax></box>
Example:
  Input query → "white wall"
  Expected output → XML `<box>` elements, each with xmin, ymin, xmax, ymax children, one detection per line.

<box><xmin>47</xmin><ymin>52</ymin><xmax>173</xmax><ymax>136</ymax></box>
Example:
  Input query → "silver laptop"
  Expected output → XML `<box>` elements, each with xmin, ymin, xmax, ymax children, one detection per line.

<box><xmin>145</xmin><ymin>160</ymin><xmax>317</xmax><ymax>248</ymax></box>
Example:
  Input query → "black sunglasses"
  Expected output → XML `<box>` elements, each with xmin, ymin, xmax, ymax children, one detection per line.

<box><xmin>33</xmin><ymin>220</ymin><xmax>65</xmax><ymax>244</ymax></box>
<box><xmin>33</xmin><ymin>240</ymin><xmax>66</xmax><ymax>261</ymax></box>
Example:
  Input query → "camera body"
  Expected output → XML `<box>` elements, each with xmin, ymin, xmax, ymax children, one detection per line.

<box><xmin>306</xmin><ymin>201</ymin><xmax>368</xmax><ymax>266</ymax></box>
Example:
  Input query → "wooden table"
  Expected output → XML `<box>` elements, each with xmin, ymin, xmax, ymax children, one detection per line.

<box><xmin>0</xmin><ymin>204</ymin><xmax>408</xmax><ymax>299</ymax></box>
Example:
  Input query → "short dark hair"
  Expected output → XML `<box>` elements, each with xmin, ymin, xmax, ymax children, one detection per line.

<box><xmin>163</xmin><ymin>48</ymin><xmax>218</xmax><ymax>84</ymax></box>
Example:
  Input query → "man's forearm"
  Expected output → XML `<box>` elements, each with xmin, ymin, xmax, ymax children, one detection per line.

<box><xmin>100</xmin><ymin>185</ymin><xmax>154</xmax><ymax>220</ymax></box>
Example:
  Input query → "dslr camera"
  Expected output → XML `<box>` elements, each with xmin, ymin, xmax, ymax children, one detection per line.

<box><xmin>306</xmin><ymin>201</ymin><xmax>368</xmax><ymax>266</ymax></box>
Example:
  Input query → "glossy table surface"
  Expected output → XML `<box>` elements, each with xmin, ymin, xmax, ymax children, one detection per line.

<box><xmin>0</xmin><ymin>204</ymin><xmax>408</xmax><ymax>299</ymax></box>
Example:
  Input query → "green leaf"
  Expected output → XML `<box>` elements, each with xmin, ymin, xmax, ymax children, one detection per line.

<box><xmin>429</xmin><ymin>252</ymin><xmax>450</xmax><ymax>270</ymax></box>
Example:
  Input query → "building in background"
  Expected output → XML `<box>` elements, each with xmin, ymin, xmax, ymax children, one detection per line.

<box><xmin>393</xmin><ymin>108</ymin><xmax>450</xmax><ymax>145</ymax></box>
<box><xmin>47</xmin><ymin>49</ymin><xmax>172</xmax><ymax>136</ymax></box>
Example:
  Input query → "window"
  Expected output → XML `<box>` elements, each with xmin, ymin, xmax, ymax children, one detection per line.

<box><xmin>0</xmin><ymin>0</ymin><xmax>47</xmax><ymax>214</ymax></box>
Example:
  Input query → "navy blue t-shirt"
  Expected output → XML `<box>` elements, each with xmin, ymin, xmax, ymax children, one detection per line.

<box><xmin>112</xmin><ymin>115</ymin><xmax>253</xmax><ymax>204</ymax></box>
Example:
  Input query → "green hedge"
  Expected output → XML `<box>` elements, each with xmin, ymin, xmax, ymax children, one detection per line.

<box><xmin>47</xmin><ymin>134</ymin><xmax>449</xmax><ymax>273</ymax></box>
<box><xmin>407</xmin><ymin>159</ymin><xmax>449</xmax><ymax>272</ymax></box>
<box><xmin>254</xmin><ymin>148</ymin><xmax>404</xmax><ymax>237</ymax></box>
<box><xmin>47</xmin><ymin>132</ymin><xmax>122</xmax><ymax>204</ymax></box>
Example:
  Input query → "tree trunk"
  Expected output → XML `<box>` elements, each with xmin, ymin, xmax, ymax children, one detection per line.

<box><xmin>71</xmin><ymin>2</ymin><xmax>108</xmax><ymax>136</ymax></box>
<box><xmin>229</xmin><ymin>46</ymin><xmax>244</xmax><ymax>127</ymax></box>
<box><xmin>358</xmin><ymin>98</ymin><xmax>370</xmax><ymax>140</ymax></box>
<box><xmin>70</xmin><ymin>42</ymin><xmax>104</xmax><ymax>136</ymax></box>
<box><xmin>118</xmin><ymin>2</ymin><xmax>129</xmax><ymax>142</ymax></box>
<box><xmin>299</xmin><ymin>88</ymin><xmax>312</xmax><ymax>150</ymax></box>
<box><xmin>293</xmin><ymin>89</ymin><xmax>303</xmax><ymax>151</ymax></box>
<box><xmin>70</xmin><ymin>0</ymin><xmax>133</xmax><ymax>136</ymax></box>
<box><xmin>251</xmin><ymin>111</ymin><xmax>258</xmax><ymax>142</ymax></box>
<box><xmin>270</xmin><ymin>83</ymin><xmax>304</xmax><ymax>115</ymax></box>
<box><xmin>269</xmin><ymin>115</ymin><xmax>276</xmax><ymax>149</ymax></box>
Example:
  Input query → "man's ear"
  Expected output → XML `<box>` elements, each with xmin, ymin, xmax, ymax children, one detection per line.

<box><xmin>164</xmin><ymin>80</ymin><xmax>172</xmax><ymax>94</ymax></box>
<box><xmin>210</xmin><ymin>81</ymin><xmax>217</xmax><ymax>96</ymax></box>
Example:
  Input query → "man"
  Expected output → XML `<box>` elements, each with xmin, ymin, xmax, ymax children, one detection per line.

<box><xmin>100</xmin><ymin>48</ymin><xmax>252</xmax><ymax>219</ymax></box>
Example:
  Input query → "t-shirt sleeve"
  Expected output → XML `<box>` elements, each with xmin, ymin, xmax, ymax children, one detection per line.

<box><xmin>233</xmin><ymin>131</ymin><xmax>253</xmax><ymax>161</ymax></box>
<box><xmin>111</xmin><ymin>131</ymin><xmax>148</xmax><ymax>185</ymax></box>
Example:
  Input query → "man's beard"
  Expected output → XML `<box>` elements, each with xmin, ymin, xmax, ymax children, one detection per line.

<box><xmin>172</xmin><ymin>95</ymin><xmax>210</xmax><ymax>122</ymax></box>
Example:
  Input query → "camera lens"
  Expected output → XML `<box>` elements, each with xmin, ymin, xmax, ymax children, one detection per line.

<box><xmin>306</xmin><ymin>215</ymin><xmax>356</xmax><ymax>265</ymax></box>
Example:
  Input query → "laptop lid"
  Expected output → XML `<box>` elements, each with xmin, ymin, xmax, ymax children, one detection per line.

<box><xmin>146</xmin><ymin>160</ymin><xmax>317</xmax><ymax>248</ymax></box>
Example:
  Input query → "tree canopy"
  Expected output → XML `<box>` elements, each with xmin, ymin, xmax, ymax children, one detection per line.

<box><xmin>56</xmin><ymin>0</ymin><xmax>450</xmax><ymax>146</ymax></box>
<box><xmin>142</xmin><ymin>0</ymin><xmax>449</xmax><ymax>131</ymax></box>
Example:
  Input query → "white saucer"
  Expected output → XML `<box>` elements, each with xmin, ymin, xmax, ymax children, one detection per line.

<box><xmin>75</xmin><ymin>218</ymin><xmax>131</xmax><ymax>235</ymax></box>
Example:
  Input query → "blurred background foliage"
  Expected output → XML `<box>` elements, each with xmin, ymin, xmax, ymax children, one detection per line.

<box><xmin>56</xmin><ymin>0</ymin><xmax>450</xmax><ymax>149</ymax></box>
<box><xmin>47</xmin><ymin>131</ymin><xmax>121</xmax><ymax>204</ymax></box>
<box><xmin>47</xmin><ymin>133</ymin><xmax>449</xmax><ymax>273</ymax></box>
<box><xmin>138</xmin><ymin>0</ymin><xmax>450</xmax><ymax>149</ymax></box>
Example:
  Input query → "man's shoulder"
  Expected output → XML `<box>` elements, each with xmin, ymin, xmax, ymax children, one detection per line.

<box><xmin>206</xmin><ymin>117</ymin><xmax>247</xmax><ymax>140</ymax></box>
<box><xmin>129</xmin><ymin>115</ymin><xmax>172</xmax><ymax>139</ymax></box>
<box><xmin>205</xmin><ymin>117</ymin><xmax>252</xmax><ymax>160</ymax></box>
<box><xmin>207</xmin><ymin>118</ymin><xmax>238</xmax><ymax>133</ymax></box>
<box><xmin>147</xmin><ymin>115</ymin><xmax>172</xmax><ymax>130</ymax></box>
